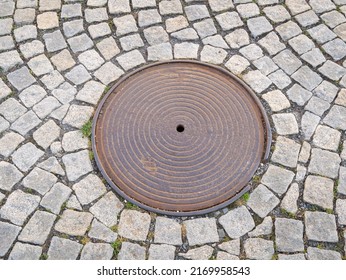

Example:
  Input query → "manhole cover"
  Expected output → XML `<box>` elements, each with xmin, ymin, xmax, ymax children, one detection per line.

<box><xmin>92</xmin><ymin>61</ymin><xmax>271</xmax><ymax>216</ymax></box>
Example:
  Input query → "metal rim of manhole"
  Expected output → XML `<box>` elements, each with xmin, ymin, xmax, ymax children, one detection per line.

<box><xmin>92</xmin><ymin>60</ymin><xmax>271</xmax><ymax>216</ymax></box>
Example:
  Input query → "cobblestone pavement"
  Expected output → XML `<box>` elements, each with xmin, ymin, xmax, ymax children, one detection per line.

<box><xmin>0</xmin><ymin>0</ymin><xmax>346</xmax><ymax>260</ymax></box>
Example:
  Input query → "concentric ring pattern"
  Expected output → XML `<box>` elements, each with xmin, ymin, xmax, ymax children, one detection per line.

<box><xmin>93</xmin><ymin>61</ymin><xmax>271</xmax><ymax>215</ymax></box>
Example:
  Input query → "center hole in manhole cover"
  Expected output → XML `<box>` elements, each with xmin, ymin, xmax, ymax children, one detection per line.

<box><xmin>176</xmin><ymin>124</ymin><xmax>185</xmax><ymax>133</ymax></box>
<box><xmin>92</xmin><ymin>61</ymin><xmax>271</xmax><ymax>216</ymax></box>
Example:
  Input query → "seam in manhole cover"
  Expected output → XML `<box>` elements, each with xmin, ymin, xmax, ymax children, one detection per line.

<box><xmin>92</xmin><ymin>60</ymin><xmax>271</xmax><ymax>216</ymax></box>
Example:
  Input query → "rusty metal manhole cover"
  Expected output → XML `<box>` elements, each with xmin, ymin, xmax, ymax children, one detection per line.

<box><xmin>92</xmin><ymin>61</ymin><xmax>271</xmax><ymax>216</ymax></box>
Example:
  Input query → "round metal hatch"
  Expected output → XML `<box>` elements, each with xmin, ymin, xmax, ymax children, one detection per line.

<box><xmin>92</xmin><ymin>61</ymin><xmax>271</xmax><ymax>216</ymax></box>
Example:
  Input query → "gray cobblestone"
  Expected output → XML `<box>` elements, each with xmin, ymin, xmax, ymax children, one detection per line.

<box><xmin>89</xmin><ymin>192</ymin><xmax>124</xmax><ymax>227</ymax></box>
<box><xmin>47</xmin><ymin>237</ymin><xmax>82</xmax><ymax>260</ymax></box>
<box><xmin>14</xmin><ymin>25</ymin><xmax>37</xmax><ymax>43</ymax></box>
<box><xmin>116</xmin><ymin>50</ymin><xmax>145</xmax><ymax>71</ymax></box>
<box><xmin>273</xmin><ymin>50</ymin><xmax>302</xmax><ymax>76</ymax></box>
<box><xmin>148</xmin><ymin>244</ymin><xmax>175</xmax><ymax>260</ymax></box>
<box><xmin>61</xmin><ymin>4</ymin><xmax>82</xmax><ymax>18</ymax></box>
<box><xmin>339</xmin><ymin>167</ymin><xmax>346</xmax><ymax>195</ymax></box>
<box><xmin>309</xmin><ymin>148</ymin><xmax>341</xmax><ymax>179</ymax></box>
<box><xmin>76</xmin><ymin>80</ymin><xmax>105</xmax><ymax>105</ymax></box>
<box><xmin>96</xmin><ymin>37</ymin><xmax>120</xmax><ymax>60</ymax></box>
<box><xmin>309</xmin><ymin>0</ymin><xmax>335</xmax><ymax>14</ymax></box>
<box><xmin>0</xmin><ymin>51</ymin><xmax>23</xmax><ymax>71</ymax></box>
<box><xmin>40</xmin><ymin>182</ymin><xmax>71</xmax><ymax>214</ymax></box>
<box><xmin>0</xmin><ymin>190</ymin><xmax>40</xmax><ymax>226</ymax></box>
<box><xmin>305</xmin><ymin>211</ymin><xmax>338</xmax><ymax>242</ymax></box>
<box><xmin>43</xmin><ymin>30</ymin><xmax>67</xmax><ymax>53</ymax></box>
<box><xmin>243</xmin><ymin>70</ymin><xmax>272</xmax><ymax>93</ymax></box>
<box><xmin>262</xmin><ymin>90</ymin><xmax>290</xmax><ymax>112</ymax></box>
<box><xmin>138</xmin><ymin>9</ymin><xmax>162</xmax><ymax>27</ymax></box>
<box><xmin>308</xmin><ymin>24</ymin><xmax>337</xmax><ymax>44</ymax></box>
<box><xmin>184</xmin><ymin>218</ymin><xmax>219</xmax><ymax>246</ymax></box>
<box><xmin>280</xmin><ymin>183</ymin><xmax>299</xmax><ymax>214</ymax></box>
<box><xmin>244</xmin><ymin>238</ymin><xmax>274</xmax><ymax>260</ymax></box>
<box><xmin>12</xmin><ymin>143</ymin><xmax>44</xmax><ymax>172</ymax></box>
<box><xmin>0</xmin><ymin>35</ymin><xmax>14</xmax><ymax>51</ymax></box>
<box><xmin>336</xmin><ymin>199</ymin><xmax>346</xmax><ymax>225</ymax></box>
<box><xmin>11</xmin><ymin>111</ymin><xmax>41</xmax><ymax>136</ymax></box>
<box><xmin>174</xmin><ymin>42</ymin><xmax>199</xmax><ymax>59</ymax></box>
<box><xmin>247</xmin><ymin>16</ymin><xmax>273</xmax><ymax>37</ymax></box>
<box><xmin>166</xmin><ymin>16</ymin><xmax>188</xmax><ymax>33</ymax></box>
<box><xmin>0</xmin><ymin>18</ymin><xmax>13</xmax><ymax>36</ymax></box>
<box><xmin>292</xmin><ymin>66</ymin><xmax>322</xmax><ymax>91</ymax></box>
<box><xmin>268</xmin><ymin>70</ymin><xmax>291</xmax><ymax>89</ymax></box>
<box><xmin>218</xmin><ymin>239</ymin><xmax>240</xmax><ymax>255</ymax></box>
<box><xmin>0</xmin><ymin>222</ymin><xmax>21</xmax><ymax>257</ymax></box>
<box><xmin>263</xmin><ymin>5</ymin><xmax>290</xmax><ymax>23</ymax></box>
<box><xmin>261</xmin><ymin>165</ymin><xmax>295</xmax><ymax>196</ymax></box>
<box><xmin>253</xmin><ymin>56</ymin><xmax>278</xmax><ymax>76</ymax></box>
<box><xmin>285</xmin><ymin>0</ymin><xmax>310</xmax><ymax>15</ymax></box>
<box><xmin>219</xmin><ymin>206</ymin><xmax>255</xmax><ymax>238</ymax></box>
<box><xmin>118</xmin><ymin>210</ymin><xmax>151</xmax><ymax>241</ymax></box>
<box><xmin>193</xmin><ymin>18</ymin><xmax>217</xmax><ymax>39</ymax></box>
<box><xmin>154</xmin><ymin>217</ymin><xmax>182</xmax><ymax>245</ymax></box>
<box><xmin>62</xmin><ymin>150</ymin><xmax>93</xmax><ymax>181</ymax></box>
<box><xmin>108</xmin><ymin>0</ymin><xmax>130</xmax><ymax>14</ymax></box>
<box><xmin>272</xmin><ymin>114</ymin><xmax>299</xmax><ymax>136</ymax></box>
<box><xmin>73</xmin><ymin>174</ymin><xmax>106</xmax><ymax>205</ymax></box>
<box><xmin>0</xmin><ymin>162</ymin><xmax>23</xmax><ymax>192</ymax></box>
<box><xmin>9</xmin><ymin>243</ymin><xmax>42</xmax><ymax>260</ymax></box>
<box><xmin>203</xmin><ymin>35</ymin><xmax>228</xmax><ymax>49</ymax></box>
<box><xmin>239</xmin><ymin>44</ymin><xmax>263</xmax><ymax>61</ymax></box>
<box><xmin>249</xmin><ymin>216</ymin><xmax>272</xmax><ymax>237</ymax></box>
<box><xmin>88</xmin><ymin>219</ymin><xmax>117</xmax><ymax>243</ymax></box>
<box><xmin>144</xmin><ymin>26</ymin><xmax>169</xmax><ymax>45</ymax></box>
<box><xmin>63</xmin><ymin>19</ymin><xmax>84</xmax><ymax>38</ymax></box>
<box><xmin>68</xmin><ymin>33</ymin><xmax>94</xmax><ymax>53</ymax></box>
<box><xmin>215</xmin><ymin>12</ymin><xmax>243</xmax><ymax>31</ymax></box>
<box><xmin>120</xmin><ymin>34</ymin><xmax>144</xmax><ymax>50</ymax></box>
<box><xmin>208</xmin><ymin>0</ymin><xmax>233</xmax><ymax>12</ymax></box>
<box><xmin>33</xmin><ymin>96</ymin><xmax>61</xmax><ymax>119</ymax></box>
<box><xmin>7</xmin><ymin>66</ymin><xmax>35</xmax><ymax>91</ymax></box>
<box><xmin>94</xmin><ymin>62</ymin><xmax>124</xmax><ymax>85</ymax></box>
<box><xmin>324</xmin><ymin>105</ymin><xmax>346</xmax><ymax>130</ymax></box>
<box><xmin>38</xmin><ymin>157</ymin><xmax>64</xmax><ymax>176</ymax></box>
<box><xmin>179</xmin><ymin>245</ymin><xmax>213</xmax><ymax>260</ymax></box>
<box><xmin>33</xmin><ymin>120</ymin><xmax>60</xmax><ymax>150</ymax></box>
<box><xmin>147</xmin><ymin>43</ymin><xmax>173</xmax><ymax>61</ymax></box>
<box><xmin>185</xmin><ymin>5</ymin><xmax>209</xmax><ymax>21</ymax></box>
<box><xmin>18</xmin><ymin>210</ymin><xmax>56</xmax><ymax>245</ymax></box>
<box><xmin>225</xmin><ymin>29</ymin><xmax>249</xmax><ymax>48</ymax></box>
<box><xmin>301</xmin><ymin>48</ymin><xmax>326</xmax><ymax>67</ymax></box>
<box><xmin>55</xmin><ymin>209</ymin><xmax>93</xmax><ymax>236</ymax></box>
<box><xmin>247</xmin><ymin>184</ymin><xmax>280</xmax><ymax>218</ymax></box>
<box><xmin>85</xmin><ymin>8</ymin><xmax>108</xmax><ymax>23</ymax></box>
<box><xmin>81</xmin><ymin>243</ymin><xmax>113</xmax><ymax>260</ymax></box>
<box><xmin>275</xmin><ymin>218</ymin><xmax>304</xmax><ymax>252</ymax></box>
<box><xmin>0</xmin><ymin>98</ymin><xmax>27</xmax><ymax>123</ymax></box>
<box><xmin>313</xmin><ymin>125</ymin><xmax>341</xmax><ymax>151</ymax></box>
<box><xmin>159</xmin><ymin>0</ymin><xmax>183</xmax><ymax>15</ymax></box>
<box><xmin>307</xmin><ymin>247</ymin><xmax>341</xmax><ymax>260</ymax></box>
<box><xmin>0</xmin><ymin>116</ymin><xmax>9</xmax><ymax>134</ymax></box>
<box><xmin>171</xmin><ymin>28</ymin><xmax>198</xmax><ymax>40</ymax></box>
<box><xmin>23</xmin><ymin>167</ymin><xmax>57</xmax><ymax>195</ymax></box>
<box><xmin>200</xmin><ymin>45</ymin><xmax>227</xmax><ymax>64</ymax></box>
<box><xmin>88</xmin><ymin>23</ymin><xmax>111</xmax><ymax>39</ymax></box>
<box><xmin>118</xmin><ymin>242</ymin><xmax>146</xmax><ymax>260</ymax></box>
<box><xmin>301</xmin><ymin>111</ymin><xmax>320</xmax><ymax>140</ymax></box>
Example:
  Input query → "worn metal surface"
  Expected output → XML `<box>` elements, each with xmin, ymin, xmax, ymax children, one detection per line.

<box><xmin>92</xmin><ymin>61</ymin><xmax>271</xmax><ymax>216</ymax></box>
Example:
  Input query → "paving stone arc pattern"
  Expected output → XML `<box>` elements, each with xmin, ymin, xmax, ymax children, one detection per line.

<box><xmin>0</xmin><ymin>0</ymin><xmax>345</xmax><ymax>260</ymax></box>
